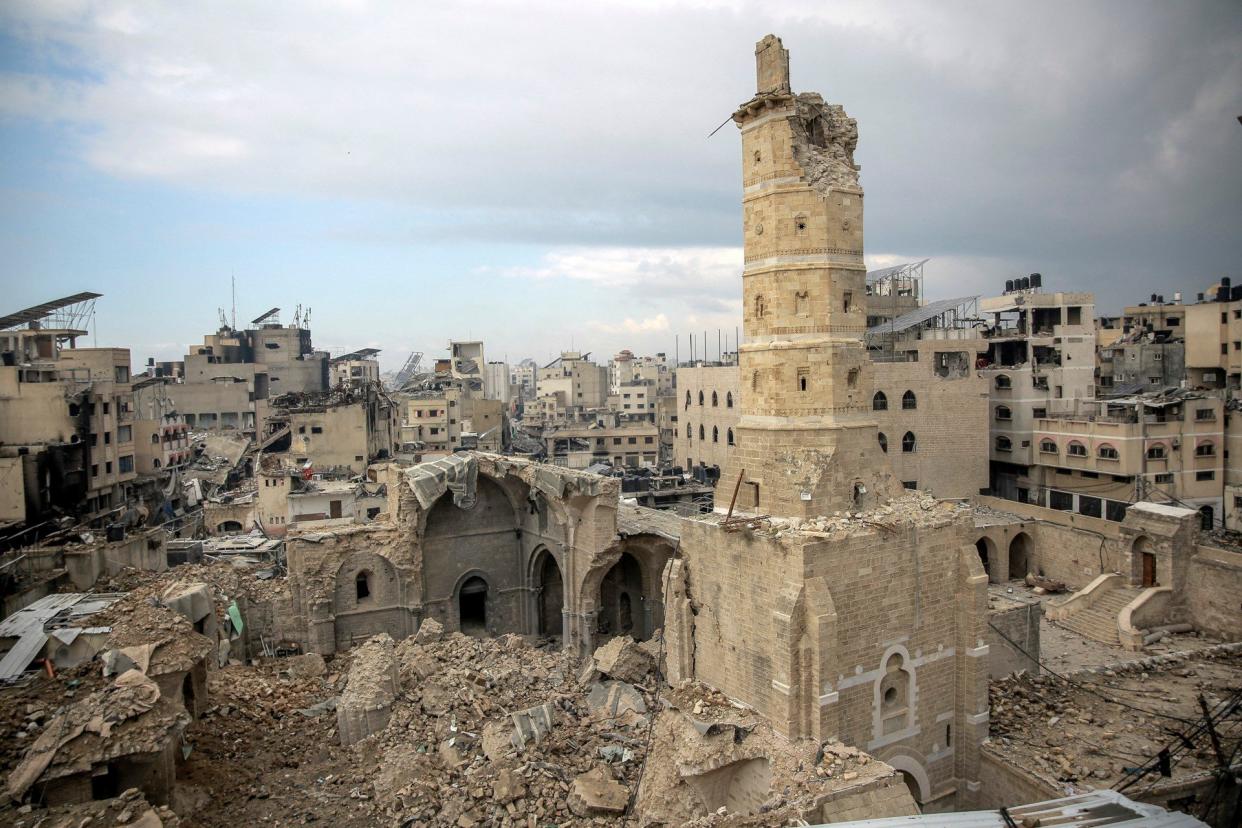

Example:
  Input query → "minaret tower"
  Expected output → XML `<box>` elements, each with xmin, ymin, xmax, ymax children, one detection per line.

<box><xmin>718</xmin><ymin>35</ymin><xmax>900</xmax><ymax>519</ymax></box>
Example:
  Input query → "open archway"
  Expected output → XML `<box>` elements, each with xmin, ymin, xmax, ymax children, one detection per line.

<box><xmin>459</xmin><ymin>576</ymin><xmax>489</xmax><ymax>636</ymax></box>
<box><xmin>534</xmin><ymin>549</ymin><xmax>564</xmax><ymax>637</ymax></box>
<box><xmin>599</xmin><ymin>552</ymin><xmax>645</xmax><ymax>640</ymax></box>
<box><xmin>975</xmin><ymin>537</ymin><xmax>995</xmax><ymax>579</ymax></box>
<box><xmin>1008</xmin><ymin>532</ymin><xmax>1033</xmax><ymax>581</ymax></box>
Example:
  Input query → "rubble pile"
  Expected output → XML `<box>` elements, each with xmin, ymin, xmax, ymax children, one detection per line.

<box><xmin>728</xmin><ymin>492</ymin><xmax>969</xmax><ymax>540</ymax></box>
<box><xmin>8</xmin><ymin>787</ymin><xmax>181</xmax><ymax>828</ymax></box>
<box><xmin>988</xmin><ymin>647</ymin><xmax>1242</xmax><ymax>789</ymax></box>
<box><xmin>635</xmin><ymin>683</ymin><xmax>914</xmax><ymax>827</ymax></box>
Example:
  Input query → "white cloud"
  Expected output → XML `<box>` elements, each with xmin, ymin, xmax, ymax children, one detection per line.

<box><xmin>588</xmin><ymin>313</ymin><xmax>671</xmax><ymax>335</ymax></box>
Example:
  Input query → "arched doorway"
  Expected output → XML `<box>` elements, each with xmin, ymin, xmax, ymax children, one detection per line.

<box><xmin>1199</xmin><ymin>505</ymin><xmax>1214</xmax><ymax>531</ymax></box>
<box><xmin>535</xmin><ymin>551</ymin><xmax>564</xmax><ymax>637</ymax></box>
<box><xmin>459</xmin><ymin>576</ymin><xmax>488</xmax><ymax>636</ymax></box>
<box><xmin>217</xmin><ymin>520</ymin><xmax>243</xmax><ymax>533</ymax></box>
<box><xmin>975</xmin><ymin>537</ymin><xmax>994</xmax><ymax>578</ymax></box>
<box><xmin>1008</xmin><ymin>533</ymin><xmax>1032</xmax><ymax>581</ymax></box>
<box><xmin>599</xmin><ymin>552</ymin><xmax>646</xmax><ymax>640</ymax></box>
<box><xmin>899</xmin><ymin>771</ymin><xmax>922</xmax><ymax>809</ymax></box>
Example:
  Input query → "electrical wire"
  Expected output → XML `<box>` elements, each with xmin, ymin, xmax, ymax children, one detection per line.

<box><xmin>988</xmin><ymin>621</ymin><xmax>1196</xmax><ymax>725</ymax></box>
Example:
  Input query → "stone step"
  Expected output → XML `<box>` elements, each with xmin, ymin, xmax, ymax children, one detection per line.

<box><xmin>1057</xmin><ymin>613</ymin><xmax>1119</xmax><ymax>645</ymax></box>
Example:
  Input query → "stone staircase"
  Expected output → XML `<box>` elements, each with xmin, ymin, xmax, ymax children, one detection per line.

<box><xmin>1053</xmin><ymin>586</ymin><xmax>1142</xmax><ymax>646</ymax></box>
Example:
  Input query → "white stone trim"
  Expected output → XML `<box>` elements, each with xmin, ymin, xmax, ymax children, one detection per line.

<box><xmin>967</xmin><ymin>711</ymin><xmax>989</xmax><ymax>726</ymax></box>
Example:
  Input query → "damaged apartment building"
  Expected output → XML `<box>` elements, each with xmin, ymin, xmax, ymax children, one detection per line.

<box><xmin>395</xmin><ymin>340</ymin><xmax>509</xmax><ymax>457</ymax></box>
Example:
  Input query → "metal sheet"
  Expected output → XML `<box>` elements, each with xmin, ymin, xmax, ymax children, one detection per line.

<box><xmin>866</xmin><ymin>296</ymin><xmax>978</xmax><ymax>336</ymax></box>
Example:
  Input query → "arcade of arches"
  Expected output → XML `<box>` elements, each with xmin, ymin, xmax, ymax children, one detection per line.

<box><xmin>284</xmin><ymin>455</ymin><xmax>675</xmax><ymax>658</ymax></box>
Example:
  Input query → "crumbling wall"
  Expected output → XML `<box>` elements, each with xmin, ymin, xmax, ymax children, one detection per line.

<box><xmin>337</xmin><ymin>633</ymin><xmax>399</xmax><ymax>746</ymax></box>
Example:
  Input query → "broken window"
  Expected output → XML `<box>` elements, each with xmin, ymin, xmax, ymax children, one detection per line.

<box><xmin>995</xmin><ymin>405</ymin><xmax>1012</xmax><ymax>420</ymax></box>
<box><xmin>878</xmin><ymin>432</ymin><xmax>888</xmax><ymax>453</ymax></box>
<box><xmin>843</xmin><ymin>291</ymin><xmax>852</xmax><ymax>314</ymax></box>
<box><xmin>355</xmin><ymin>571</ymin><xmax>372</xmax><ymax>602</ymax></box>
<box><xmin>995</xmin><ymin>374</ymin><xmax>1011</xmax><ymax>390</ymax></box>
<box><xmin>996</xmin><ymin>436</ymin><xmax>1012</xmax><ymax>451</ymax></box>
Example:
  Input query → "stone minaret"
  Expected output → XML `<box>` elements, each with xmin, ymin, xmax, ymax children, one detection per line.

<box><xmin>718</xmin><ymin>35</ymin><xmax>900</xmax><ymax>519</ymax></box>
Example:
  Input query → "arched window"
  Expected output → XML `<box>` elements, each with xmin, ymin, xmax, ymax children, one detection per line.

<box><xmin>1195</xmin><ymin>441</ymin><xmax>1216</xmax><ymax>457</ymax></box>
<box><xmin>1039</xmin><ymin>439</ymin><xmax>1058</xmax><ymax>454</ymax></box>
<box><xmin>699</xmin><ymin>425</ymin><xmax>705</xmax><ymax>440</ymax></box>
<box><xmin>995</xmin><ymin>405</ymin><xmax>1012</xmax><ymax>420</ymax></box>
<box><xmin>698</xmin><ymin>391</ymin><xmax>704</xmax><ymax>406</ymax></box>
<box><xmin>878</xmin><ymin>432</ymin><xmax>888</xmax><ymax>453</ymax></box>
<box><xmin>995</xmin><ymin>374</ymin><xmax>1012</xmax><ymax>390</ymax></box>
<box><xmin>1146</xmin><ymin>443</ymin><xmax>1166</xmax><ymax>460</ymax></box>
<box><xmin>799</xmin><ymin>375</ymin><xmax>808</xmax><ymax>391</ymax></box>
<box><xmin>151</xmin><ymin>433</ymin><xmax>160</xmax><ymax>444</ymax></box>
<box><xmin>726</xmin><ymin>392</ymin><xmax>733</xmax><ymax>408</ymax></box>
<box><xmin>712</xmin><ymin>426</ymin><xmax>719</xmax><ymax>443</ymax></box>
<box><xmin>684</xmin><ymin>390</ymin><xmax>691</xmax><ymax>410</ymax></box>
<box><xmin>902</xmin><ymin>390</ymin><xmax>917</xmax><ymax>410</ymax></box>
<box><xmin>1098</xmin><ymin>444</ymin><xmax>1119</xmax><ymax>460</ymax></box>
<box><xmin>902</xmin><ymin>431</ymin><xmax>916</xmax><ymax>453</ymax></box>
<box><xmin>755</xmin><ymin>294</ymin><xmax>766</xmax><ymax>319</ymax></box>
<box><xmin>795</xmin><ymin>290</ymin><xmax>809</xmax><ymax>317</ymax></box>
<box><xmin>1067</xmin><ymin>441</ymin><xmax>1087</xmax><ymax>457</ymax></box>
<box><xmin>996</xmin><ymin>436</ymin><xmax>1012</xmax><ymax>451</ymax></box>
<box><xmin>727</xmin><ymin>428</ymin><xmax>734</xmax><ymax>446</ymax></box>
<box><xmin>711</xmin><ymin>391</ymin><xmax>718</xmax><ymax>407</ymax></box>
<box><xmin>685</xmin><ymin>423</ymin><xmax>692</xmax><ymax>439</ymax></box>
<box><xmin>873</xmin><ymin>391</ymin><xmax>888</xmax><ymax>411</ymax></box>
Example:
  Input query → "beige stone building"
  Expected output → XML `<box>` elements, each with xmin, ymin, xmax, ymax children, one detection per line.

<box><xmin>330</xmin><ymin>348</ymin><xmax>381</xmax><ymax>389</ymax></box>
<box><xmin>266</xmin><ymin>383</ymin><xmax>398</xmax><ymax>475</ymax></box>
<box><xmin>58</xmin><ymin>347</ymin><xmax>138</xmax><ymax>518</ymax></box>
<box><xmin>130</xmin><ymin>376</ymin><xmax>191</xmax><ymax>476</ymax></box>
<box><xmin>1022</xmin><ymin>391</ymin><xmax>1225</xmax><ymax>529</ymax></box>
<box><xmin>544</xmin><ymin>419</ymin><xmax>660</xmax><ymax>469</ymax></box>
<box><xmin>536</xmin><ymin>351</ymin><xmax>609</xmax><ymax>417</ymax></box>
<box><xmin>1184</xmin><ymin>287</ymin><xmax>1241</xmax><ymax>390</ymax></box>
<box><xmin>176</xmin><ymin>309</ymin><xmax>329</xmax><ymax>433</ymax></box>
<box><xmin>663</xmin><ymin>38</ymin><xmax>989</xmax><ymax>811</ymax></box>
<box><xmin>673</xmin><ymin>364</ymin><xmax>739</xmax><ymax>474</ymax></box>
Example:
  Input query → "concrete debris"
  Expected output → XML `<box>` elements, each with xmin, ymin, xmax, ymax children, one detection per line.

<box><xmin>567</xmin><ymin>766</ymin><xmax>628</xmax><ymax>817</ymax></box>
<box><xmin>510</xmin><ymin>702</ymin><xmax>556</xmax><ymax>748</ymax></box>
<box><xmin>591</xmin><ymin>635</ymin><xmax>656</xmax><ymax>685</ymax></box>
<box><xmin>285</xmin><ymin>652</ymin><xmax>326</xmax><ymax>680</ymax></box>
<box><xmin>415</xmin><ymin>616</ymin><xmax>445</xmax><ymax>644</ymax></box>
<box><xmin>336</xmin><ymin>633</ymin><xmax>399</xmax><ymax>746</ymax></box>
<box><xmin>587</xmin><ymin>681</ymin><xmax>648</xmax><ymax>719</ymax></box>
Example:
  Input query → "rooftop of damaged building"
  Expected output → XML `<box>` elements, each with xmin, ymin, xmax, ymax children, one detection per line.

<box><xmin>404</xmin><ymin>451</ymin><xmax>619</xmax><ymax>513</ymax></box>
<box><xmin>4</xmin><ymin>669</ymin><xmax>183</xmax><ymax>803</ymax></box>
<box><xmin>987</xmin><ymin>644</ymin><xmax>1241</xmax><ymax>795</ymax></box>
<box><xmin>269</xmin><ymin>380</ymin><xmax>394</xmax><ymax>413</ymax></box>
<box><xmin>694</xmin><ymin>491</ymin><xmax>973</xmax><ymax>541</ymax></box>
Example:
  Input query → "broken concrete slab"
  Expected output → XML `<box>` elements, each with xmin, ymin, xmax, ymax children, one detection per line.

<box><xmin>510</xmin><ymin>702</ymin><xmax>556</xmax><ymax>748</ymax></box>
<box><xmin>285</xmin><ymin>652</ymin><xmax>325</xmax><ymax>680</ymax></box>
<box><xmin>567</xmin><ymin>766</ymin><xmax>628</xmax><ymax>817</ymax></box>
<box><xmin>586</xmin><ymin>681</ymin><xmax>647</xmax><ymax>719</ymax></box>
<box><xmin>414</xmin><ymin>617</ymin><xmax>443</xmax><ymax>644</ymax></box>
<box><xmin>592</xmin><ymin>635</ymin><xmax>655</xmax><ymax>685</ymax></box>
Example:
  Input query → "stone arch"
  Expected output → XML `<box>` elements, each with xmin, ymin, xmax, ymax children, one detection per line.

<box><xmin>333</xmin><ymin>551</ymin><xmax>401</xmax><ymax>649</ymax></box>
<box><xmin>217</xmin><ymin>520</ymin><xmax>243</xmax><ymax>533</ymax></box>
<box><xmin>872</xmin><ymin>391</ymin><xmax>887</xmax><ymax>411</ymax></box>
<box><xmin>457</xmin><ymin>572</ymin><xmax>489</xmax><ymax>636</ymax></box>
<box><xmin>873</xmin><ymin>648</ymin><xmax>914</xmax><ymax>740</ymax></box>
<box><xmin>423</xmin><ymin>474</ymin><xmax>523</xmax><ymax>634</ymax></box>
<box><xmin>975</xmin><ymin>537</ymin><xmax>995</xmax><ymax>580</ymax></box>
<box><xmin>583</xmin><ymin>535</ymin><xmax>674</xmax><ymax>646</ymax></box>
<box><xmin>885</xmin><ymin>753</ymin><xmax>930</xmax><ymax>807</ymax></box>
<box><xmin>1008</xmin><ymin>532</ymin><xmax>1033</xmax><ymax>581</ymax></box>
<box><xmin>530</xmin><ymin>546</ymin><xmax>564</xmax><ymax>637</ymax></box>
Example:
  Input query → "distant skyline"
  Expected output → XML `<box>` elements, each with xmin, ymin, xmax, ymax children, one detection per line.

<box><xmin>2</xmin><ymin>1</ymin><xmax>1240</xmax><ymax>370</ymax></box>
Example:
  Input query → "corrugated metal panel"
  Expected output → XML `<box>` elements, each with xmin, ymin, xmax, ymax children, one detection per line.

<box><xmin>0</xmin><ymin>629</ymin><xmax>49</xmax><ymax>680</ymax></box>
<box><xmin>866</xmin><ymin>296</ymin><xmax>978</xmax><ymax>336</ymax></box>
<box><xmin>808</xmin><ymin>790</ymin><xmax>1207</xmax><ymax>828</ymax></box>
<box><xmin>0</xmin><ymin>594</ymin><xmax>89</xmax><ymax>637</ymax></box>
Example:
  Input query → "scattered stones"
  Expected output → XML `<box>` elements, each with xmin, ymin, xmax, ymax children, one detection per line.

<box><xmin>591</xmin><ymin>636</ymin><xmax>655</xmax><ymax>685</ymax></box>
<box><xmin>567</xmin><ymin>767</ymin><xmax>628</xmax><ymax>817</ymax></box>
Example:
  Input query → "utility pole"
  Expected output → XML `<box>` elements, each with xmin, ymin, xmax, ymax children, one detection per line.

<box><xmin>1136</xmin><ymin>400</ymin><xmax>1148</xmax><ymax>503</ymax></box>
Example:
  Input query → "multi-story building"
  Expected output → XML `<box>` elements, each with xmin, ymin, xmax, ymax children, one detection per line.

<box><xmin>1026</xmin><ymin>391</ymin><xmax>1224</xmax><ymax>529</ymax></box>
<box><xmin>265</xmin><ymin>383</ymin><xmax>398</xmax><ymax>475</ymax></box>
<box><xmin>1184</xmin><ymin>280</ymin><xmax>1242</xmax><ymax>390</ymax></box>
<box><xmin>673</xmin><ymin>364</ymin><xmax>738</xmax><ymax>474</ymax></box>
<box><xmin>58</xmin><ymin>347</ymin><xmax>138</xmax><ymax>519</ymax></box>
<box><xmin>510</xmin><ymin>359</ymin><xmax>537</xmax><ymax>403</ymax></box>
<box><xmin>331</xmin><ymin>349</ymin><xmax>381</xmax><ymax>389</ymax></box>
<box><xmin>536</xmin><ymin>351</ymin><xmax>608</xmax><ymax>418</ymax></box>
<box><xmin>978</xmin><ymin>287</ymin><xmax>1097</xmax><ymax>499</ymax></box>
<box><xmin>608</xmin><ymin>382</ymin><xmax>657</xmax><ymax>423</ymax></box>
<box><xmin>176</xmin><ymin>307</ymin><xmax>329</xmax><ymax>433</ymax></box>
<box><xmin>609</xmin><ymin>350</ymin><xmax>672</xmax><ymax>395</ymax></box>
<box><xmin>543</xmin><ymin>418</ymin><xmax>660</xmax><ymax>469</ymax></box>
<box><xmin>483</xmin><ymin>361</ymin><xmax>512</xmax><ymax>404</ymax></box>
<box><xmin>130</xmin><ymin>376</ymin><xmax>191</xmax><ymax>476</ymax></box>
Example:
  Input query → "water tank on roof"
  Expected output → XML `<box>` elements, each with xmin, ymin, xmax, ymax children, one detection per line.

<box><xmin>1030</xmin><ymin>273</ymin><xmax>1042</xmax><ymax>288</ymax></box>
<box><xmin>1005</xmin><ymin>279</ymin><xmax>1014</xmax><ymax>293</ymax></box>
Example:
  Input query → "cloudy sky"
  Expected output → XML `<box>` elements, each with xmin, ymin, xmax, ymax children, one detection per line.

<box><xmin>2</xmin><ymin>1</ymin><xmax>1240</xmax><ymax>370</ymax></box>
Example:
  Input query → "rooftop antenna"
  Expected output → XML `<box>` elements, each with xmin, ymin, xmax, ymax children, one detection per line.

<box><xmin>231</xmin><ymin>272</ymin><xmax>236</xmax><ymax>329</ymax></box>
